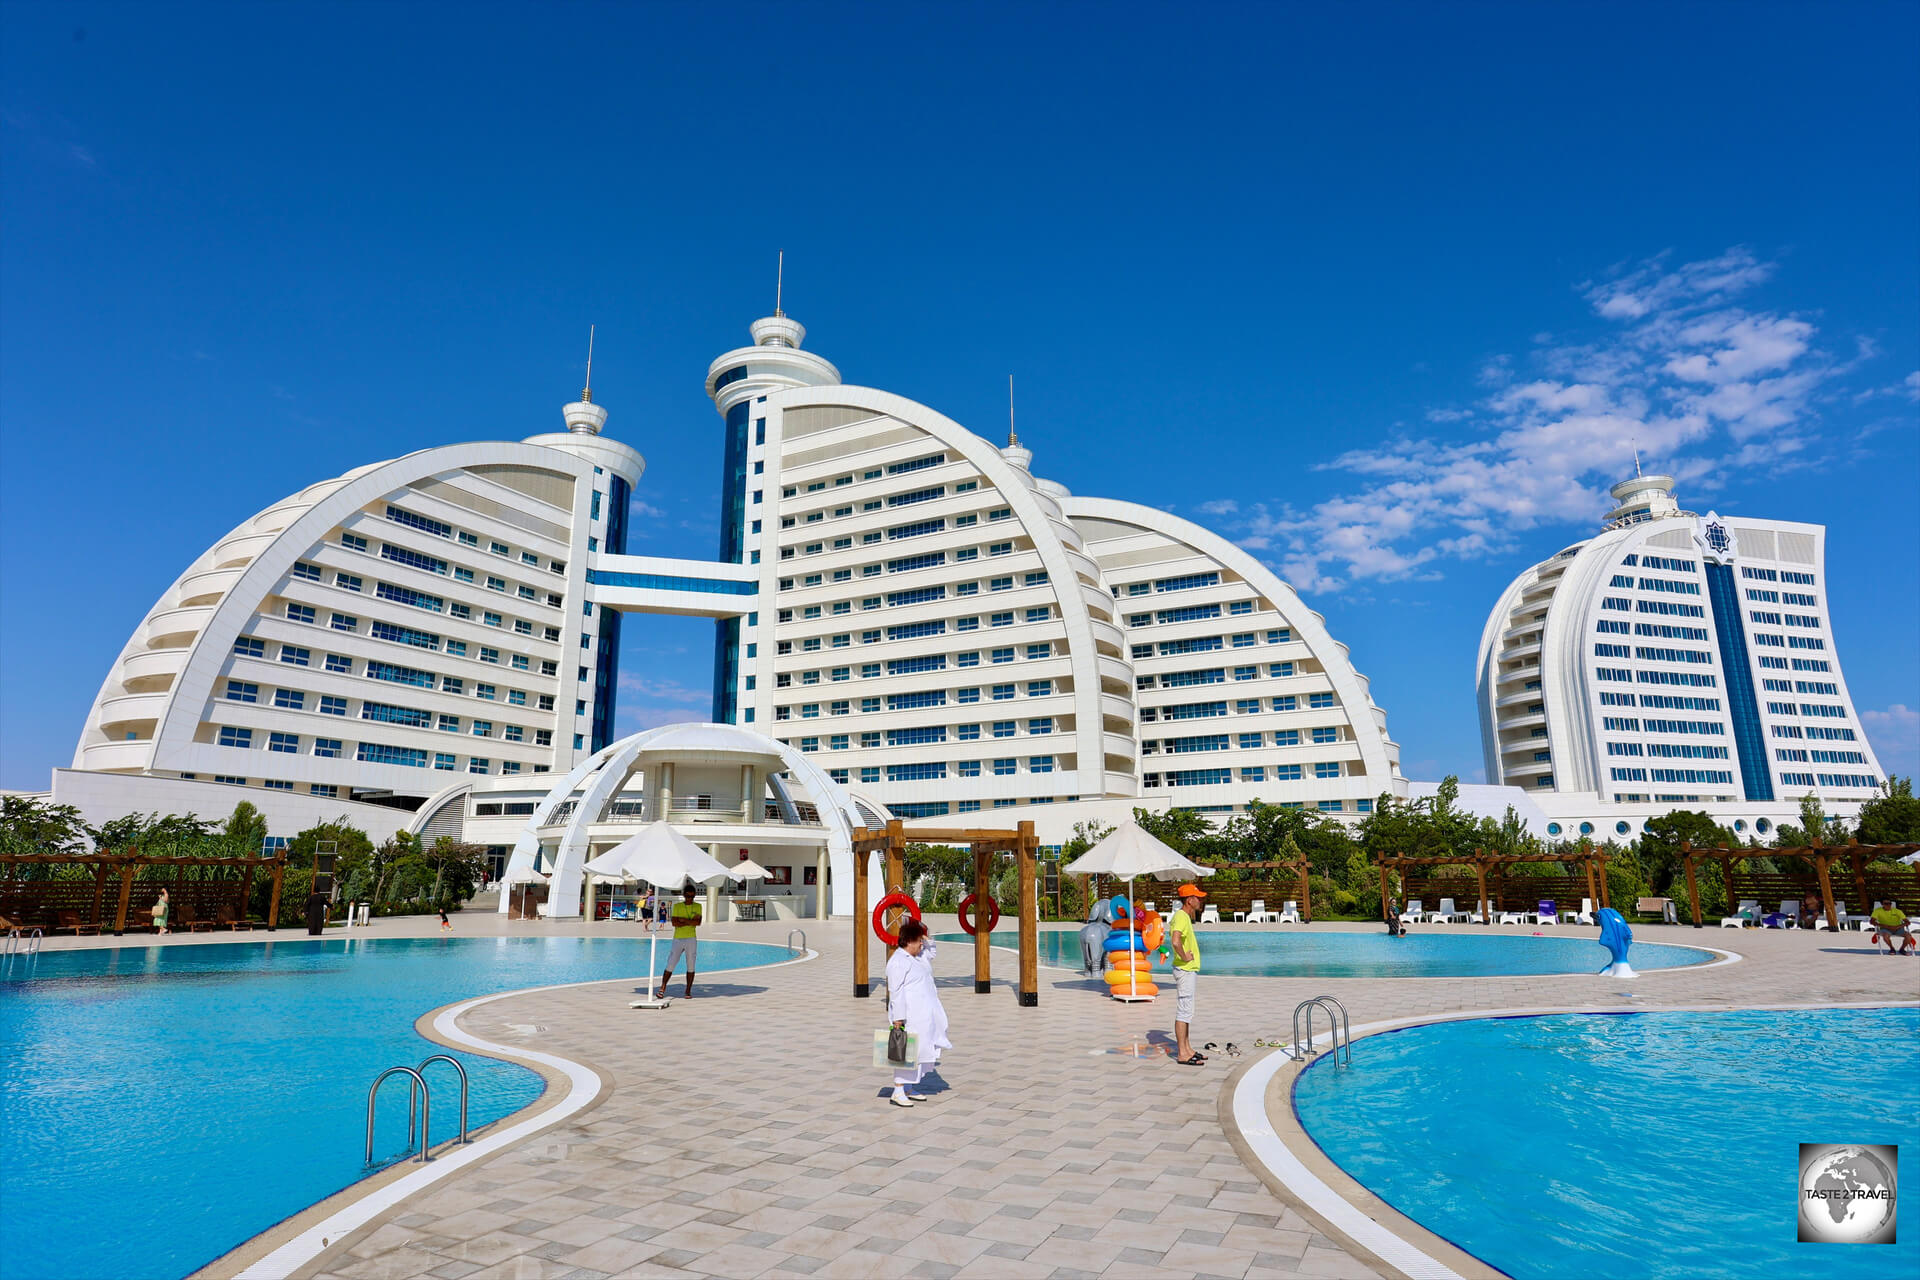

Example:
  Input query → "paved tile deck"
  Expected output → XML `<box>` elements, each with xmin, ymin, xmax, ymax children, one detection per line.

<box><xmin>49</xmin><ymin>912</ymin><xmax>1910</xmax><ymax>1278</ymax></box>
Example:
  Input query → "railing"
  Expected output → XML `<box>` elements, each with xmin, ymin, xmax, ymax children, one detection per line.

<box><xmin>1290</xmin><ymin>996</ymin><xmax>1351</xmax><ymax>1066</ymax></box>
<box><xmin>3</xmin><ymin>927</ymin><xmax>43</xmax><ymax>956</ymax></box>
<box><xmin>365</xmin><ymin>1066</ymin><xmax>430</xmax><ymax>1165</ymax></box>
<box><xmin>787</xmin><ymin>929</ymin><xmax>806</xmax><ymax>955</ymax></box>
<box><xmin>417</xmin><ymin>1054</ymin><xmax>471</xmax><ymax>1146</ymax></box>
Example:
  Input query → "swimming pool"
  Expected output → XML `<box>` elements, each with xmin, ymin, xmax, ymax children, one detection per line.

<box><xmin>0</xmin><ymin>935</ymin><xmax>791</xmax><ymax>1280</ymax></box>
<box><xmin>946</xmin><ymin>927</ymin><xmax>1716</xmax><ymax>977</ymax></box>
<box><xmin>1293</xmin><ymin>1007</ymin><xmax>1920</xmax><ymax>1279</ymax></box>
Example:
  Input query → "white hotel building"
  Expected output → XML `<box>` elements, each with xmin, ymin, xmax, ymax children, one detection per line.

<box><xmin>1475</xmin><ymin>472</ymin><xmax>1883</xmax><ymax>841</ymax></box>
<box><xmin>49</xmin><ymin>307</ymin><xmax>1406</xmax><ymax>906</ymax></box>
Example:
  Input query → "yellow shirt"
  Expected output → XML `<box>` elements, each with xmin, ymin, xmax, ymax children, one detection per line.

<box><xmin>671</xmin><ymin>902</ymin><xmax>700</xmax><ymax>939</ymax></box>
<box><xmin>1169</xmin><ymin>908</ymin><xmax>1200</xmax><ymax>972</ymax></box>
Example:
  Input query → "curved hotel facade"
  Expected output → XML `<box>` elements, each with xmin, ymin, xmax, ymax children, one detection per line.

<box><xmin>1476</xmin><ymin>472</ymin><xmax>1882</xmax><ymax>840</ymax></box>
<box><xmin>50</xmin><ymin>308</ymin><xmax>1405</xmax><ymax>887</ymax></box>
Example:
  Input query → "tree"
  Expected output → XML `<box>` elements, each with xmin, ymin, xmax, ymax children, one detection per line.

<box><xmin>0</xmin><ymin>795</ymin><xmax>91</xmax><ymax>857</ymax></box>
<box><xmin>1130</xmin><ymin>807</ymin><xmax>1210</xmax><ymax>854</ymax></box>
<box><xmin>1636</xmin><ymin>810</ymin><xmax>1736</xmax><ymax>915</ymax></box>
<box><xmin>1854</xmin><ymin>777</ymin><xmax>1920</xmax><ymax>845</ymax></box>
<box><xmin>421</xmin><ymin>838</ymin><xmax>486</xmax><ymax>907</ymax></box>
<box><xmin>223</xmin><ymin>801</ymin><xmax>269</xmax><ymax>857</ymax></box>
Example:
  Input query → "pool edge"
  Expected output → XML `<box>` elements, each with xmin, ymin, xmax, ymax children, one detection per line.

<box><xmin>1222</xmin><ymin>999</ymin><xmax>1920</xmax><ymax>1280</ymax></box>
<box><xmin>196</xmin><ymin>946</ymin><xmax>819</xmax><ymax>1280</ymax></box>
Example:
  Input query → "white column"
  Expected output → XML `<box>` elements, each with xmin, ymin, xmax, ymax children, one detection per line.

<box><xmin>815</xmin><ymin>846</ymin><xmax>828</xmax><ymax>921</ymax></box>
<box><xmin>706</xmin><ymin>843</ymin><xmax>721</xmax><ymax>922</ymax></box>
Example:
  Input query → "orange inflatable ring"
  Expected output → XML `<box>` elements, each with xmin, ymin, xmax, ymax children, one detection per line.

<box><xmin>1107</xmin><ymin>952</ymin><xmax>1153</xmax><ymax>971</ymax></box>
<box><xmin>1142</xmin><ymin>918</ymin><xmax>1165</xmax><ymax>951</ymax></box>
<box><xmin>956</xmin><ymin>893</ymin><xmax>1000</xmax><ymax>936</ymax></box>
<box><xmin>872</xmin><ymin>891</ymin><xmax>921</xmax><ymax>946</ymax></box>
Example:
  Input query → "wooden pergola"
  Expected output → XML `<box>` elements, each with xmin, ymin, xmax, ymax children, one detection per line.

<box><xmin>0</xmin><ymin>849</ymin><xmax>289</xmax><ymax>935</ymax></box>
<box><xmin>1193</xmin><ymin>857</ymin><xmax>1313</xmax><ymax>921</ymax></box>
<box><xmin>849</xmin><ymin>819</ymin><xmax>1040</xmax><ymax>1007</ymax></box>
<box><xmin>1677</xmin><ymin>838</ymin><xmax>1920</xmax><ymax>930</ymax></box>
<box><xmin>1373</xmin><ymin>844</ymin><xmax>1613</xmax><ymax>924</ymax></box>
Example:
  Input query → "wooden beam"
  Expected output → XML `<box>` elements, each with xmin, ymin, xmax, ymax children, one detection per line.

<box><xmin>1475</xmin><ymin>857</ymin><xmax>1490</xmax><ymax>926</ymax></box>
<box><xmin>883</xmin><ymin>820</ymin><xmax>906</xmax><ymax>962</ymax></box>
<box><xmin>1378</xmin><ymin>860</ymin><xmax>1391</xmax><ymax>924</ymax></box>
<box><xmin>1816</xmin><ymin>855</ymin><xmax>1839</xmax><ymax>933</ymax></box>
<box><xmin>890</xmin><ymin>827</ymin><xmax>1021</xmax><ymax>845</ymax></box>
<box><xmin>853</xmin><ymin>835</ymin><xmax>870</xmax><ymax>997</ymax></box>
<box><xmin>1297</xmin><ymin>860</ymin><xmax>1311</xmax><ymax>924</ymax></box>
<box><xmin>1016</xmin><ymin>821</ymin><xmax>1038</xmax><ymax>1008</ymax></box>
<box><xmin>113</xmin><ymin>865</ymin><xmax>135</xmax><ymax>936</ymax></box>
<box><xmin>973</xmin><ymin>847</ymin><xmax>991</xmax><ymax>994</ymax></box>
<box><xmin>1849</xmin><ymin>850</ymin><xmax>1869</xmax><ymax>914</ymax></box>
<box><xmin>1682</xmin><ymin>852</ymin><xmax>1702</xmax><ymax>928</ymax></box>
<box><xmin>266</xmin><ymin>860</ymin><xmax>285</xmax><ymax>932</ymax></box>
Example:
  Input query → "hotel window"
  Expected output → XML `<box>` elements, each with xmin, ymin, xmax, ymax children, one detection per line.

<box><xmin>1309</xmin><ymin>693</ymin><xmax>1336</xmax><ymax>709</ymax></box>
<box><xmin>1314</xmin><ymin>761</ymin><xmax>1341</xmax><ymax>779</ymax></box>
<box><xmin>1025</xmin><ymin>608</ymin><xmax>1049</xmax><ymax>623</ymax></box>
<box><xmin>993</xmin><ymin>721</ymin><xmax>1016</xmax><ymax>738</ymax></box>
<box><xmin>469</xmin><ymin>759</ymin><xmax>490</xmax><ymax>774</ymax></box>
<box><xmin>313</xmin><ymin>737</ymin><xmax>342</xmax><ymax>758</ymax></box>
<box><xmin>268</xmin><ymin>732</ymin><xmax>299</xmax><ymax>754</ymax></box>
<box><xmin>1030</xmin><ymin>756</ymin><xmax>1055</xmax><ymax>773</ymax></box>
<box><xmin>994</xmin><ymin>758</ymin><xmax>1017</xmax><ymax>776</ymax></box>
<box><xmin>957</xmin><ymin>760</ymin><xmax>981</xmax><ymax>777</ymax></box>
<box><xmin>335</xmin><ymin>573</ymin><xmax>362</xmax><ymax>592</ymax></box>
<box><xmin>233</xmin><ymin>636</ymin><xmax>265</xmax><ymax>658</ymax></box>
<box><xmin>1026</xmin><ymin>681</ymin><xmax>1053</xmax><ymax>697</ymax></box>
<box><xmin>956</xmin><ymin>724</ymin><xmax>980</xmax><ymax>741</ymax></box>
<box><xmin>1312</xmin><ymin>727</ymin><xmax>1339</xmax><ymax>744</ymax></box>
<box><xmin>218</xmin><ymin>727</ymin><xmax>252</xmax><ymax>749</ymax></box>
<box><xmin>331</xmin><ymin>612</ymin><xmax>357</xmax><ymax>632</ymax></box>
<box><xmin>310</xmin><ymin>783</ymin><xmax>338</xmax><ymax>797</ymax></box>
<box><xmin>286</xmin><ymin>603</ymin><xmax>316</xmax><ymax>624</ymax></box>
<box><xmin>1028</xmin><ymin>717</ymin><xmax>1054</xmax><ymax>735</ymax></box>
<box><xmin>991</xmin><ymin>612</ymin><xmax>1013</xmax><ymax>627</ymax></box>
<box><xmin>1238</xmin><ymin>733</ymin><xmax>1262</xmax><ymax>749</ymax></box>
<box><xmin>991</xmin><ymin>684</ymin><xmax>1015</xmax><ymax>701</ymax></box>
<box><xmin>274</xmin><ymin>689</ymin><xmax>305</xmax><ymax>711</ymax></box>
<box><xmin>225</xmin><ymin>681</ymin><xmax>259</xmax><ymax>703</ymax></box>
<box><xmin>340</xmin><ymin>532</ymin><xmax>369</xmax><ymax>553</ymax></box>
<box><xmin>320</xmin><ymin>695</ymin><xmax>348</xmax><ymax>716</ymax></box>
<box><xmin>990</xmin><ymin>576</ymin><xmax>1013</xmax><ymax>591</ymax></box>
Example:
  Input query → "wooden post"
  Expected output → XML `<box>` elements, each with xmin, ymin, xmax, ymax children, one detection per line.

<box><xmin>1597</xmin><ymin>855</ymin><xmax>1612</xmax><ymax>910</ymax></box>
<box><xmin>1681</xmin><ymin>850</ymin><xmax>1702</xmax><ymax>927</ymax></box>
<box><xmin>1815</xmin><ymin>854</ymin><xmax>1839</xmax><ymax>933</ymax></box>
<box><xmin>266</xmin><ymin>858</ymin><xmax>285</xmax><ymax>932</ymax></box>
<box><xmin>853</xmin><ymin>834</ymin><xmax>871</xmax><ymax>998</ymax></box>
<box><xmin>1474</xmin><ymin>853</ymin><xmax>1490</xmax><ymax>925</ymax></box>
<box><xmin>972</xmin><ymin>845</ymin><xmax>991</xmax><ymax>994</ymax></box>
<box><xmin>113</xmin><ymin>864</ymin><xmax>135</xmax><ymax>935</ymax></box>
<box><xmin>1581</xmin><ymin>841</ymin><xmax>1598</xmax><ymax>913</ymax></box>
<box><xmin>90</xmin><ymin>859</ymin><xmax>109</xmax><ymax>929</ymax></box>
<box><xmin>238</xmin><ymin>858</ymin><xmax>258</xmax><ymax>928</ymax></box>
<box><xmin>1848</xmin><ymin>849</ymin><xmax>1869</xmax><ymax>913</ymax></box>
<box><xmin>1378</xmin><ymin>859</ymin><xmax>1391</xmax><ymax>923</ymax></box>
<box><xmin>1298</xmin><ymin>859</ymin><xmax>1312</xmax><ymax>923</ymax></box>
<box><xmin>1721</xmin><ymin>857</ymin><xmax>1735</xmax><ymax>920</ymax></box>
<box><xmin>1017</xmin><ymin>821</ymin><xmax>1038</xmax><ymax>1007</ymax></box>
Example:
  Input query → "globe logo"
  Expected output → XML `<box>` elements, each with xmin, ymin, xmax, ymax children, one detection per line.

<box><xmin>1799</xmin><ymin>1144</ymin><xmax>1897</xmax><ymax>1244</ymax></box>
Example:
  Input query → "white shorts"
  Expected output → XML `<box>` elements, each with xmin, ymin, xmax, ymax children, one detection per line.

<box><xmin>1174</xmin><ymin>969</ymin><xmax>1197</xmax><ymax>1024</ymax></box>
<box><xmin>665</xmin><ymin>937</ymin><xmax>698</xmax><ymax>972</ymax></box>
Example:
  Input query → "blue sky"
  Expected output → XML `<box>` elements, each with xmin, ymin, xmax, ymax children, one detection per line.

<box><xmin>3</xmin><ymin>1</ymin><xmax>1916</xmax><ymax>792</ymax></box>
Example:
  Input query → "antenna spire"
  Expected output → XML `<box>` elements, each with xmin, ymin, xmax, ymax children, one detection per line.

<box><xmin>1007</xmin><ymin>375</ymin><xmax>1018</xmax><ymax>447</ymax></box>
<box><xmin>774</xmin><ymin>250</ymin><xmax>785</xmax><ymax>318</ymax></box>
<box><xmin>581</xmin><ymin>324</ymin><xmax>595</xmax><ymax>403</ymax></box>
<box><xmin>1633</xmin><ymin>440</ymin><xmax>1642</xmax><ymax>478</ymax></box>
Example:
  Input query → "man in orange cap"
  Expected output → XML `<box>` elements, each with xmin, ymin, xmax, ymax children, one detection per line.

<box><xmin>1169</xmin><ymin>883</ymin><xmax>1207</xmax><ymax>1065</ymax></box>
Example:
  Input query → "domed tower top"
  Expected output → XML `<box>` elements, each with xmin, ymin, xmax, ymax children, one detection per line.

<box><xmin>1602</xmin><ymin>471</ymin><xmax>1688</xmax><ymax>529</ymax></box>
<box><xmin>706</xmin><ymin>256</ymin><xmax>841</xmax><ymax>414</ymax></box>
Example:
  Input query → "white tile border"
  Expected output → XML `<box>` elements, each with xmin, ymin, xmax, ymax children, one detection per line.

<box><xmin>1228</xmin><ymin>998</ymin><xmax>1919</xmax><ymax>1280</ymax></box>
<box><xmin>233</xmin><ymin>948</ymin><xmax>816</xmax><ymax>1280</ymax></box>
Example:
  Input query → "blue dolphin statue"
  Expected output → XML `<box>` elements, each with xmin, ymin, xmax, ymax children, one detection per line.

<box><xmin>1596</xmin><ymin>907</ymin><xmax>1635</xmax><ymax>977</ymax></box>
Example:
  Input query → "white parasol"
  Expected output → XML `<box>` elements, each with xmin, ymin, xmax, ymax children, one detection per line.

<box><xmin>499</xmin><ymin>864</ymin><xmax>549</xmax><ymax>920</ymax></box>
<box><xmin>1060</xmin><ymin>822</ymin><xmax>1215</xmax><ymax>1002</ymax></box>
<box><xmin>584</xmin><ymin>823</ymin><xmax>743</xmax><ymax>1008</ymax></box>
<box><xmin>731</xmin><ymin>857</ymin><xmax>775</xmax><ymax>902</ymax></box>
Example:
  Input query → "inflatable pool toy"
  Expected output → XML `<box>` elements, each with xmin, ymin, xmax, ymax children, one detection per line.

<box><xmin>1101</xmin><ymin>895</ymin><xmax>1161</xmax><ymax>999</ymax></box>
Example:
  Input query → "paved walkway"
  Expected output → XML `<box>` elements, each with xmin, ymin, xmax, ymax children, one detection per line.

<box><xmin>41</xmin><ymin>912</ymin><xmax>1912</xmax><ymax>1277</ymax></box>
<box><xmin>185</xmin><ymin>912</ymin><xmax>1908</xmax><ymax>1280</ymax></box>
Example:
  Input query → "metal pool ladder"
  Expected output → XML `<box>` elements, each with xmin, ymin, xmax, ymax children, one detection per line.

<box><xmin>787</xmin><ymin>929</ymin><xmax>807</xmax><ymax>955</ymax></box>
<box><xmin>1291</xmin><ymin>995</ymin><xmax>1351</xmax><ymax>1066</ymax></box>
<box><xmin>364</xmin><ymin>1056</ymin><xmax>472</xmax><ymax>1165</ymax></box>
<box><xmin>3</xmin><ymin>927</ymin><xmax>43</xmax><ymax>957</ymax></box>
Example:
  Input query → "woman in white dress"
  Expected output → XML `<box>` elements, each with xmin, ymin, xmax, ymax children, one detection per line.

<box><xmin>884</xmin><ymin>918</ymin><xmax>951</xmax><ymax>1108</ymax></box>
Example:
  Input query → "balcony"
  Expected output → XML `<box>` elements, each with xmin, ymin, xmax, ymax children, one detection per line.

<box><xmin>177</xmin><ymin>565</ymin><xmax>244</xmax><ymax>603</ymax></box>
<box><xmin>1497</xmin><ymin>710</ymin><xmax>1547</xmax><ymax>732</ymax></box>
<box><xmin>214</xmin><ymin>531</ymin><xmax>278</xmax><ymax>567</ymax></box>
<box><xmin>144</xmin><ymin>604</ymin><xmax>216</xmax><ymax>646</ymax></box>
<box><xmin>121</xmin><ymin>647</ymin><xmax>189</xmax><ymax>688</ymax></box>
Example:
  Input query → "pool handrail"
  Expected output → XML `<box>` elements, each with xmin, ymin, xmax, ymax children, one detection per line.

<box><xmin>417</xmin><ymin>1054</ymin><xmax>470</xmax><ymax>1146</ymax></box>
<box><xmin>365</xmin><ymin>1066</ymin><xmax>430</xmax><ymax>1165</ymax></box>
<box><xmin>3</xmin><ymin>926</ymin><xmax>43</xmax><ymax>957</ymax></box>
<box><xmin>1313</xmin><ymin>993</ymin><xmax>1352</xmax><ymax>1064</ymax></box>
<box><xmin>1291</xmin><ymin>997</ymin><xmax>1351</xmax><ymax>1067</ymax></box>
<box><xmin>787</xmin><ymin>929</ymin><xmax>806</xmax><ymax>955</ymax></box>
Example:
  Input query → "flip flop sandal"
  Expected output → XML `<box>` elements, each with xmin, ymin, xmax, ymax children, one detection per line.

<box><xmin>1176</xmin><ymin>1056</ymin><xmax>1207</xmax><ymax>1066</ymax></box>
<box><xmin>1224</xmin><ymin>1043</ymin><xmax>1243</xmax><ymax>1057</ymax></box>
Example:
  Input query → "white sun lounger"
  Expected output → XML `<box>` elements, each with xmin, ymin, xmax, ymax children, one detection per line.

<box><xmin>1275</xmin><ymin>900</ymin><xmax>1301</xmax><ymax>924</ymax></box>
<box><xmin>1427</xmin><ymin>898</ymin><xmax>1470</xmax><ymax>923</ymax></box>
<box><xmin>1397</xmin><ymin>899</ymin><xmax>1424</xmax><ymax>926</ymax></box>
<box><xmin>1244</xmin><ymin>899</ymin><xmax>1273</xmax><ymax>924</ymax></box>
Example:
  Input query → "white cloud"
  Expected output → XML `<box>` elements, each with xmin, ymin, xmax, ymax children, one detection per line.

<box><xmin>1195</xmin><ymin>498</ymin><xmax>1238</xmax><ymax>516</ymax></box>
<box><xmin>1210</xmin><ymin>247</ymin><xmax>1876</xmax><ymax>594</ymax></box>
<box><xmin>1861</xmin><ymin>704</ymin><xmax>1919</xmax><ymax>780</ymax></box>
<box><xmin>1906</xmin><ymin>371</ymin><xmax>1920</xmax><ymax>402</ymax></box>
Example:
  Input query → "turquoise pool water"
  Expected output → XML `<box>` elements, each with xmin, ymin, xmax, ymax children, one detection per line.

<box><xmin>1294</xmin><ymin>1007</ymin><xmax>1920</xmax><ymax>1279</ymax></box>
<box><xmin>0</xmin><ymin>935</ymin><xmax>790</xmax><ymax>1280</ymax></box>
<box><xmin>946</xmin><ymin>927</ymin><xmax>1715</xmax><ymax>977</ymax></box>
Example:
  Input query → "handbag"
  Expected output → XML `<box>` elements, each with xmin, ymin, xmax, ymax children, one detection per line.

<box><xmin>873</xmin><ymin>1027</ymin><xmax>919</xmax><ymax>1069</ymax></box>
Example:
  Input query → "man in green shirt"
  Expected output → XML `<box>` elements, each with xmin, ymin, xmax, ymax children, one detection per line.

<box><xmin>658</xmin><ymin>884</ymin><xmax>703</xmax><ymax>998</ymax></box>
<box><xmin>1868</xmin><ymin>902</ymin><xmax>1913</xmax><ymax>956</ymax></box>
<box><xmin>1169</xmin><ymin>883</ymin><xmax>1206</xmax><ymax>1066</ymax></box>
